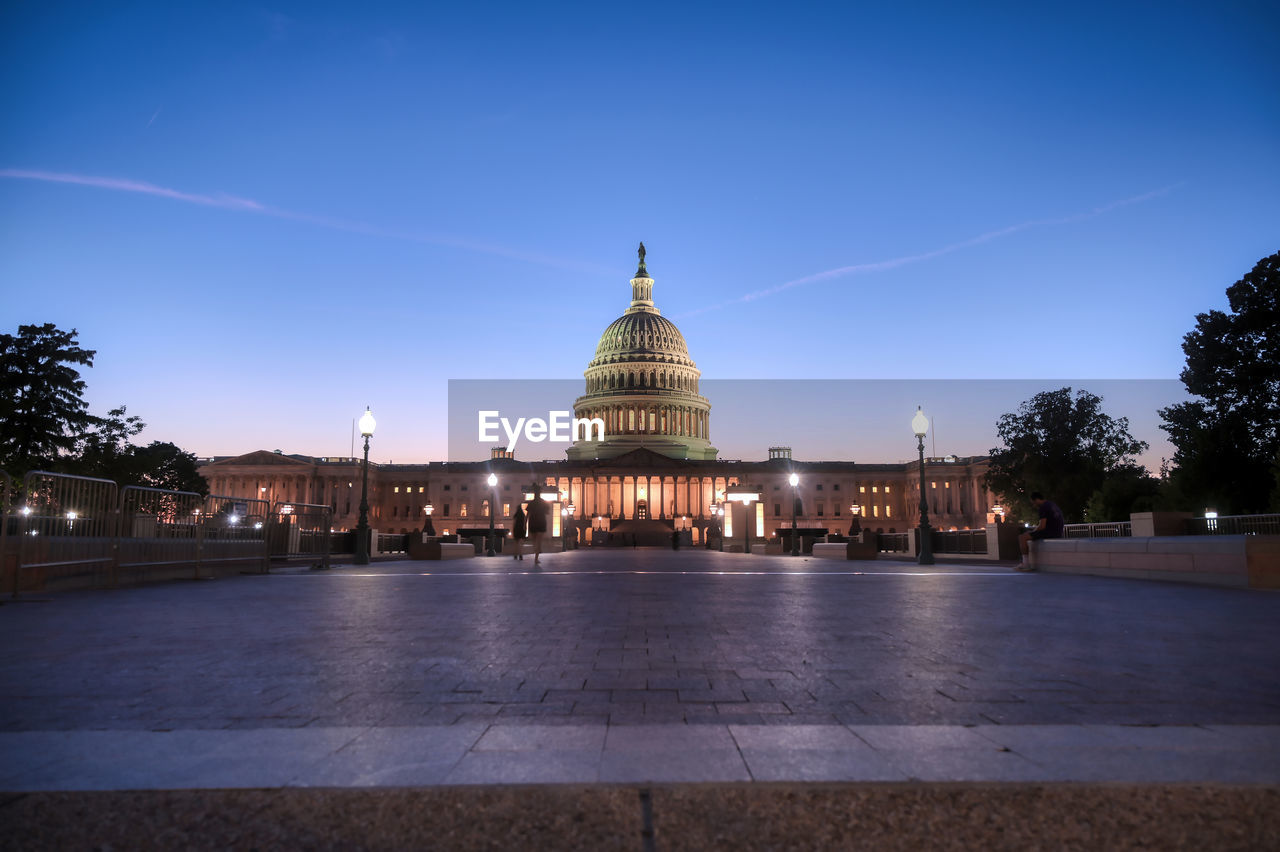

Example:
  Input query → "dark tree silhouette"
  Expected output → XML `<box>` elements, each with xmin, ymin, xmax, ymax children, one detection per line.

<box><xmin>0</xmin><ymin>323</ymin><xmax>97</xmax><ymax>474</ymax></box>
<box><xmin>985</xmin><ymin>388</ymin><xmax>1148</xmax><ymax>523</ymax></box>
<box><xmin>1160</xmin><ymin>250</ymin><xmax>1280</xmax><ymax>513</ymax></box>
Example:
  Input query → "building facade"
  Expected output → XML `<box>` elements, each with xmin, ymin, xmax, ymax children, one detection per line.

<box><xmin>199</xmin><ymin>250</ymin><xmax>997</xmax><ymax>543</ymax></box>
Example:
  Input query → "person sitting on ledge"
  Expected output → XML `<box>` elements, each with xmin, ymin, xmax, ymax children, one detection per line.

<box><xmin>1018</xmin><ymin>491</ymin><xmax>1064</xmax><ymax>571</ymax></box>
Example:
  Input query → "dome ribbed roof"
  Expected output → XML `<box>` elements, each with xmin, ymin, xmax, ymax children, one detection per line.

<box><xmin>590</xmin><ymin>311</ymin><xmax>693</xmax><ymax>367</ymax></box>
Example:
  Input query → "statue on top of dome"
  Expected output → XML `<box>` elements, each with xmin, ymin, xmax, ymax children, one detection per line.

<box><xmin>637</xmin><ymin>241</ymin><xmax>647</xmax><ymax>276</ymax></box>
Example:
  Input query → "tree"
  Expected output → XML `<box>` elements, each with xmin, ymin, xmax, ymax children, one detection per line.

<box><xmin>129</xmin><ymin>442</ymin><xmax>208</xmax><ymax>495</ymax></box>
<box><xmin>1160</xmin><ymin>251</ymin><xmax>1280</xmax><ymax>513</ymax></box>
<box><xmin>984</xmin><ymin>388</ymin><xmax>1149</xmax><ymax>523</ymax></box>
<box><xmin>0</xmin><ymin>324</ymin><xmax>96</xmax><ymax>474</ymax></box>
<box><xmin>1083</xmin><ymin>464</ymin><xmax>1162</xmax><ymax>523</ymax></box>
<box><xmin>68</xmin><ymin>406</ymin><xmax>145</xmax><ymax>482</ymax></box>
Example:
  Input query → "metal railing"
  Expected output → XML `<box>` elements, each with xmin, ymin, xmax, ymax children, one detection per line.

<box><xmin>1</xmin><ymin>470</ymin><xmax>12</xmax><ymax>597</ymax></box>
<box><xmin>118</xmin><ymin>485</ymin><xmax>205</xmax><ymax>582</ymax></box>
<box><xmin>932</xmin><ymin>528</ymin><xmax>989</xmax><ymax>554</ymax></box>
<box><xmin>376</xmin><ymin>532</ymin><xmax>407</xmax><ymax>554</ymax></box>
<box><xmin>17</xmin><ymin>471</ymin><xmax>120</xmax><ymax>593</ymax></box>
<box><xmin>271</xmin><ymin>502</ymin><xmax>332</xmax><ymax>569</ymax></box>
<box><xmin>877</xmin><ymin>531</ymin><xmax>909</xmax><ymax>553</ymax></box>
<box><xmin>1064</xmin><ymin>522</ymin><xmax>1133</xmax><ymax>539</ymax></box>
<box><xmin>1187</xmin><ymin>513</ymin><xmax>1280</xmax><ymax>536</ymax></box>
<box><xmin>202</xmin><ymin>495</ymin><xmax>271</xmax><ymax>574</ymax></box>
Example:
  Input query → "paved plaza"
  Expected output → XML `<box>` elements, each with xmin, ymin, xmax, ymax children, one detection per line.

<box><xmin>1</xmin><ymin>548</ymin><xmax>1278</xmax><ymax>791</ymax></box>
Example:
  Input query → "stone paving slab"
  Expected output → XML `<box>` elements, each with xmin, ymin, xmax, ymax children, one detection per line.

<box><xmin>2</xmin><ymin>723</ymin><xmax>1276</xmax><ymax>790</ymax></box>
<box><xmin>2</xmin><ymin>549</ymin><xmax>1279</xmax><ymax>795</ymax></box>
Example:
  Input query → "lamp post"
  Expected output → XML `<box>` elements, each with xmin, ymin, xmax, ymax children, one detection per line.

<box><xmin>788</xmin><ymin>472</ymin><xmax>799</xmax><ymax>556</ymax></box>
<box><xmin>912</xmin><ymin>406</ymin><xmax>934</xmax><ymax>565</ymax></box>
<box><xmin>486</xmin><ymin>473</ymin><xmax>497</xmax><ymax>556</ymax></box>
<box><xmin>849</xmin><ymin>503</ymin><xmax>861</xmax><ymax>537</ymax></box>
<box><xmin>423</xmin><ymin>502</ymin><xmax>435</xmax><ymax>537</ymax></box>
<box><xmin>353</xmin><ymin>406</ymin><xmax>376</xmax><ymax>565</ymax></box>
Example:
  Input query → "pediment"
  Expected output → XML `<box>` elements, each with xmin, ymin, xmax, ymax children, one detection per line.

<box><xmin>204</xmin><ymin>450</ymin><xmax>315</xmax><ymax>467</ymax></box>
<box><xmin>591</xmin><ymin>447</ymin><xmax>695</xmax><ymax>470</ymax></box>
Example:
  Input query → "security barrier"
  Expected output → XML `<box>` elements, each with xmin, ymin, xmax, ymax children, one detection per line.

<box><xmin>17</xmin><ymin>471</ymin><xmax>119</xmax><ymax>593</ymax></box>
<box><xmin>201</xmin><ymin>495</ymin><xmax>271</xmax><ymax>574</ymax></box>
<box><xmin>271</xmin><ymin>502</ymin><xmax>331</xmax><ymax>570</ymax></box>
<box><xmin>1</xmin><ymin>470</ymin><xmax>13</xmax><ymax>596</ymax></box>
<box><xmin>5</xmin><ymin>473</ymin><xmax>275</xmax><ymax>595</ymax></box>
<box><xmin>117</xmin><ymin>486</ymin><xmax>206</xmax><ymax>583</ymax></box>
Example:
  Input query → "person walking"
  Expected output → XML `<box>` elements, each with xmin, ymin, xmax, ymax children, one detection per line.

<box><xmin>526</xmin><ymin>491</ymin><xmax>550</xmax><ymax>567</ymax></box>
<box><xmin>512</xmin><ymin>503</ymin><xmax>527</xmax><ymax>561</ymax></box>
<box><xmin>1018</xmin><ymin>491</ymin><xmax>1064</xmax><ymax>571</ymax></box>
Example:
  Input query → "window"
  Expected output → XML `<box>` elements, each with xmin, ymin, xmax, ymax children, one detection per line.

<box><xmin>873</xmin><ymin>505</ymin><xmax>880</xmax><ymax>517</ymax></box>
<box><xmin>461</xmin><ymin>485</ymin><xmax>468</xmax><ymax>491</ymax></box>
<box><xmin>443</xmin><ymin>503</ymin><xmax>450</xmax><ymax>516</ymax></box>
<box><xmin>418</xmin><ymin>487</ymin><xmax>424</xmax><ymax>493</ymax></box>
<box><xmin>885</xmin><ymin>486</ymin><xmax>891</xmax><ymax>493</ymax></box>
<box><xmin>503</xmin><ymin>503</ymin><xmax>511</xmax><ymax>517</ymax></box>
<box><xmin>774</xmin><ymin>503</ymin><xmax>781</xmax><ymax>517</ymax></box>
<box><xmin>816</xmin><ymin>484</ymin><xmax>823</xmax><ymax>491</ymax></box>
<box><xmin>460</xmin><ymin>504</ymin><xmax>468</xmax><ymax>518</ymax></box>
<box><xmin>444</xmin><ymin>485</ymin><xmax>451</xmax><ymax>491</ymax></box>
<box><xmin>392</xmin><ymin>506</ymin><xmax>398</xmax><ymax>517</ymax></box>
<box><xmin>872</xmin><ymin>486</ymin><xmax>879</xmax><ymax>493</ymax></box>
<box><xmin>886</xmin><ymin>506</ymin><xmax>892</xmax><ymax>518</ymax></box>
<box><xmin>834</xmin><ymin>504</ymin><xmax>841</xmax><ymax>516</ymax></box>
<box><xmin>859</xmin><ymin>486</ymin><xmax>866</xmax><ymax>493</ymax></box>
<box><xmin>817</xmin><ymin>503</ymin><xmax>824</xmax><ymax>517</ymax></box>
<box><xmin>833</xmin><ymin>484</ymin><xmax>840</xmax><ymax>491</ymax></box>
<box><xmin>394</xmin><ymin>487</ymin><xmax>400</xmax><ymax>493</ymax></box>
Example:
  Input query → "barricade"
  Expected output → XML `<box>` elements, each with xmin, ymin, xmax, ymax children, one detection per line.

<box><xmin>271</xmin><ymin>502</ymin><xmax>331</xmax><ymax>570</ymax></box>
<box><xmin>117</xmin><ymin>486</ymin><xmax>205</xmax><ymax>583</ymax></box>
<box><xmin>1</xmin><ymin>470</ymin><xmax>13</xmax><ymax>597</ymax></box>
<box><xmin>17</xmin><ymin>471</ymin><xmax>119</xmax><ymax>594</ymax></box>
<box><xmin>201</xmin><ymin>495</ymin><xmax>271</xmax><ymax>574</ymax></box>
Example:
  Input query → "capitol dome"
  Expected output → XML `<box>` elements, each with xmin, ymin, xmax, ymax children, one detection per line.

<box><xmin>567</xmin><ymin>245</ymin><xmax>717</xmax><ymax>462</ymax></box>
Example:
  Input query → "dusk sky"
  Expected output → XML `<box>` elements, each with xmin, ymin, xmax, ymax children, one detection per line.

<box><xmin>2</xmin><ymin>2</ymin><xmax>1277</xmax><ymax>465</ymax></box>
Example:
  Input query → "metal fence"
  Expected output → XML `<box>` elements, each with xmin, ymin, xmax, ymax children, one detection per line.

<box><xmin>1064</xmin><ymin>522</ymin><xmax>1133</xmax><ymax>539</ymax></box>
<box><xmin>271</xmin><ymin>502</ymin><xmax>331</xmax><ymax>569</ymax></box>
<box><xmin>1186</xmin><ymin>513</ymin><xmax>1280</xmax><ymax>536</ymax></box>
<box><xmin>201</xmin><ymin>495</ymin><xmax>271</xmax><ymax>573</ymax></box>
<box><xmin>17</xmin><ymin>471</ymin><xmax>120</xmax><ymax>593</ymax></box>
<box><xmin>877</xmin><ymin>531</ymin><xmax>909</xmax><ymax>553</ymax></box>
<box><xmin>932</xmin><ymin>528</ymin><xmax>989</xmax><ymax>554</ymax></box>
<box><xmin>1</xmin><ymin>470</ymin><xmax>12</xmax><ymax>596</ymax></box>
<box><xmin>5</xmin><ymin>474</ymin><xmax>278</xmax><ymax>596</ymax></box>
<box><xmin>376</xmin><ymin>532</ymin><xmax>408</xmax><ymax>555</ymax></box>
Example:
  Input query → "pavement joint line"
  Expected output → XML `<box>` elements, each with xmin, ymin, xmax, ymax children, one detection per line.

<box><xmin>269</xmin><ymin>570</ymin><xmax>1024</xmax><ymax>577</ymax></box>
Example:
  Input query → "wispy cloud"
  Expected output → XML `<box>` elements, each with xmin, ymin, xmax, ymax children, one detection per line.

<box><xmin>0</xmin><ymin>168</ymin><xmax>609</xmax><ymax>274</ymax></box>
<box><xmin>0</xmin><ymin>168</ymin><xmax>264</xmax><ymax>211</ymax></box>
<box><xmin>145</xmin><ymin>107</ymin><xmax>162</xmax><ymax>129</ymax></box>
<box><xmin>675</xmin><ymin>185</ymin><xmax>1182</xmax><ymax>318</ymax></box>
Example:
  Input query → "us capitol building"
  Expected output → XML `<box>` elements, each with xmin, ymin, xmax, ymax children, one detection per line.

<box><xmin>200</xmin><ymin>247</ymin><xmax>996</xmax><ymax>545</ymax></box>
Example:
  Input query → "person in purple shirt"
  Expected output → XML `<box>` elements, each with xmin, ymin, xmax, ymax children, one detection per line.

<box><xmin>1018</xmin><ymin>491</ymin><xmax>1064</xmax><ymax>571</ymax></box>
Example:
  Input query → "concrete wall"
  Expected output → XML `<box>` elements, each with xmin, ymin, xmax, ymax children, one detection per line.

<box><xmin>1035</xmin><ymin>535</ymin><xmax>1280</xmax><ymax>589</ymax></box>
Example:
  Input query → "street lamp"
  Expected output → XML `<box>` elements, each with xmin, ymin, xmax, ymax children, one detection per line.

<box><xmin>486</xmin><ymin>472</ymin><xmax>497</xmax><ymax>556</ymax></box>
<box><xmin>423</xmin><ymin>501</ymin><xmax>435</xmax><ymax>536</ymax></box>
<box><xmin>354</xmin><ymin>406</ymin><xmax>376</xmax><ymax>565</ymax></box>
<box><xmin>849</xmin><ymin>503</ymin><xmax>862</xmax><ymax>537</ymax></box>
<box><xmin>912</xmin><ymin>406</ymin><xmax>934</xmax><ymax>565</ymax></box>
<box><xmin>788</xmin><ymin>472</ymin><xmax>799</xmax><ymax>556</ymax></box>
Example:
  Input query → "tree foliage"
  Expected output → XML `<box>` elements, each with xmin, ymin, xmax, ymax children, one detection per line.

<box><xmin>0</xmin><ymin>323</ymin><xmax>97</xmax><ymax>474</ymax></box>
<box><xmin>984</xmin><ymin>388</ymin><xmax>1149</xmax><ymax>523</ymax></box>
<box><xmin>1159</xmin><ymin>251</ymin><xmax>1280</xmax><ymax>513</ymax></box>
<box><xmin>0</xmin><ymin>323</ymin><xmax>207</xmax><ymax>495</ymax></box>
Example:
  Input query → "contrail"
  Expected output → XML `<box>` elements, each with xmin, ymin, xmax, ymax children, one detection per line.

<box><xmin>146</xmin><ymin>107</ymin><xmax>162</xmax><ymax>129</ymax></box>
<box><xmin>0</xmin><ymin>168</ymin><xmax>610</xmax><ymax>274</ymax></box>
<box><xmin>675</xmin><ymin>185</ymin><xmax>1182</xmax><ymax>318</ymax></box>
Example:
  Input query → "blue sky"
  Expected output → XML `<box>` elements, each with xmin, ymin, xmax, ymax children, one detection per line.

<box><xmin>2</xmin><ymin>1</ymin><xmax>1277</xmax><ymax>463</ymax></box>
